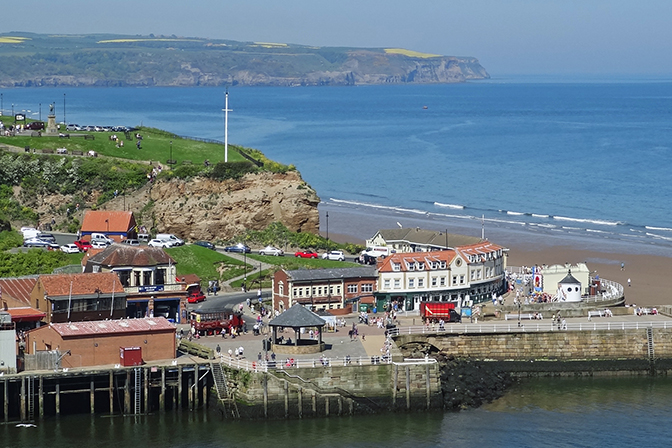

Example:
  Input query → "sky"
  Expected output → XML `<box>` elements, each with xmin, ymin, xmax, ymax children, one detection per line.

<box><xmin>3</xmin><ymin>0</ymin><xmax>672</xmax><ymax>76</ymax></box>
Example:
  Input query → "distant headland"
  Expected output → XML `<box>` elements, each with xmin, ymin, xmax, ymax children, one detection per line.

<box><xmin>0</xmin><ymin>32</ymin><xmax>489</xmax><ymax>87</ymax></box>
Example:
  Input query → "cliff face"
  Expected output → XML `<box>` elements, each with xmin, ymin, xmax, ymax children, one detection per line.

<box><xmin>140</xmin><ymin>171</ymin><xmax>319</xmax><ymax>241</ymax></box>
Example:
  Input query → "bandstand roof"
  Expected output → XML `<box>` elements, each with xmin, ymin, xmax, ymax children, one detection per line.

<box><xmin>268</xmin><ymin>304</ymin><xmax>326</xmax><ymax>328</ymax></box>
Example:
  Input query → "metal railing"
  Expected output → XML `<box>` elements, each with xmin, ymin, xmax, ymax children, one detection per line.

<box><xmin>215</xmin><ymin>353</ymin><xmax>397</xmax><ymax>371</ymax></box>
<box><xmin>387</xmin><ymin>320</ymin><xmax>672</xmax><ymax>336</ymax></box>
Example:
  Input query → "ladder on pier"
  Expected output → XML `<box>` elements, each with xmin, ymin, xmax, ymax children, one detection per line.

<box><xmin>647</xmin><ymin>327</ymin><xmax>655</xmax><ymax>363</ymax></box>
<box><xmin>134</xmin><ymin>368</ymin><xmax>142</xmax><ymax>415</ymax></box>
<box><xmin>211</xmin><ymin>362</ymin><xmax>239</xmax><ymax>418</ymax></box>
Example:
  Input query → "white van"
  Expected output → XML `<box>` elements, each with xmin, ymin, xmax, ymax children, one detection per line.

<box><xmin>90</xmin><ymin>233</ymin><xmax>114</xmax><ymax>245</ymax></box>
<box><xmin>21</xmin><ymin>227</ymin><xmax>42</xmax><ymax>240</ymax></box>
<box><xmin>156</xmin><ymin>233</ymin><xmax>184</xmax><ymax>246</ymax></box>
<box><xmin>361</xmin><ymin>246</ymin><xmax>391</xmax><ymax>258</ymax></box>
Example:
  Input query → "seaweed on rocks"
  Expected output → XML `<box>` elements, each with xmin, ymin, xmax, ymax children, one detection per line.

<box><xmin>437</xmin><ymin>353</ymin><xmax>515</xmax><ymax>411</ymax></box>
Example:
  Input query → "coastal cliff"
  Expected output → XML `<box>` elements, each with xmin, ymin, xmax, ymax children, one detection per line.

<box><xmin>124</xmin><ymin>171</ymin><xmax>320</xmax><ymax>241</ymax></box>
<box><xmin>0</xmin><ymin>33</ymin><xmax>489</xmax><ymax>87</ymax></box>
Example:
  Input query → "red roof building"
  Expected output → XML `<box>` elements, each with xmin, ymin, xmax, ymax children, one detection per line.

<box><xmin>30</xmin><ymin>272</ymin><xmax>127</xmax><ymax>324</ymax></box>
<box><xmin>25</xmin><ymin>317</ymin><xmax>176</xmax><ymax>368</ymax></box>
<box><xmin>0</xmin><ymin>277</ymin><xmax>45</xmax><ymax>328</ymax></box>
<box><xmin>80</xmin><ymin>210</ymin><xmax>137</xmax><ymax>242</ymax></box>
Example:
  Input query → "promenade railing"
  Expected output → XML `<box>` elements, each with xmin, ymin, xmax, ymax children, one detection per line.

<box><xmin>387</xmin><ymin>320</ymin><xmax>672</xmax><ymax>337</ymax></box>
<box><xmin>215</xmin><ymin>353</ymin><xmax>408</xmax><ymax>372</ymax></box>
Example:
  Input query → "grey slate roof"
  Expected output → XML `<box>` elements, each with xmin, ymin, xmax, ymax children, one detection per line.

<box><xmin>269</xmin><ymin>304</ymin><xmax>326</xmax><ymax>328</ymax></box>
<box><xmin>559</xmin><ymin>270</ymin><xmax>581</xmax><ymax>284</ymax></box>
<box><xmin>87</xmin><ymin>244</ymin><xmax>175</xmax><ymax>268</ymax></box>
<box><xmin>286</xmin><ymin>267</ymin><xmax>377</xmax><ymax>282</ymax></box>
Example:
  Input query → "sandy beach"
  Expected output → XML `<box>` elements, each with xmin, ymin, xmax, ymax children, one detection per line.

<box><xmin>320</xmin><ymin>206</ymin><xmax>672</xmax><ymax>308</ymax></box>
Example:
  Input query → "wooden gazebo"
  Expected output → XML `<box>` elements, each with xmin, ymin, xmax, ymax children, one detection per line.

<box><xmin>268</xmin><ymin>303</ymin><xmax>327</xmax><ymax>354</ymax></box>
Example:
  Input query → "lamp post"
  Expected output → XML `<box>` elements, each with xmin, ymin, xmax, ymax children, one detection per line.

<box><xmin>326</xmin><ymin>211</ymin><xmax>329</xmax><ymax>244</ymax></box>
<box><xmin>39</xmin><ymin>103</ymin><xmax>41</xmax><ymax>122</ymax></box>
<box><xmin>243</xmin><ymin>248</ymin><xmax>247</xmax><ymax>292</ymax></box>
<box><xmin>517</xmin><ymin>299</ymin><xmax>521</xmax><ymax>328</ymax></box>
<box><xmin>63</xmin><ymin>93</ymin><xmax>66</xmax><ymax>126</ymax></box>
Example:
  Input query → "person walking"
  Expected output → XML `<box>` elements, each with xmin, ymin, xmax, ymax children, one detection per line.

<box><xmin>628</xmin><ymin>278</ymin><xmax>631</xmax><ymax>287</ymax></box>
<box><xmin>216</xmin><ymin>344</ymin><xmax>221</xmax><ymax>359</ymax></box>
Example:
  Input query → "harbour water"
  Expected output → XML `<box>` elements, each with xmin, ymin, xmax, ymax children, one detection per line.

<box><xmin>3</xmin><ymin>377</ymin><xmax>672</xmax><ymax>447</ymax></box>
<box><xmin>2</xmin><ymin>77</ymin><xmax>672</xmax><ymax>255</ymax></box>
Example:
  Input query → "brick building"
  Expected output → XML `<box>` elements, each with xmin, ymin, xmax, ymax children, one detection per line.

<box><xmin>80</xmin><ymin>210</ymin><xmax>137</xmax><ymax>242</ymax></box>
<box><xmin>272</xmin><ymin>267</ymin><xmax>378</xmax><ymax>315</ymax></box>
<box><xmin>24</xmin><ymin>317</ymin><xmax>176</xmax><ymax>368</ymax></box>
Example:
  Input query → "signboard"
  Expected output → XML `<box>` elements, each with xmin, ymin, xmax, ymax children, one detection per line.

<box><xmin>138</xmin><ymin>285</ymin><xmax>164</xmax><ymax>293</ymax></box>
<box><xmin>15</xmin><ymin>114</ymin><xmax>25</xmax><ymax>121</ymax></box>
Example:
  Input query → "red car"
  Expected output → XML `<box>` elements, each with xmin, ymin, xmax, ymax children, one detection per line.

<box><xmin>73</xmin><ymin>239</ymin><xmax>93</xmax><ymax>251</ymax></box>
<box><xmin>187</xmin><ymin>290</ymin><xmax>206</xmax><ymax>304</ymax></box>
<box><xmin>294</xmin><ymin>250</ymin><xmax>318</xmax><ymax>258</ymax></box>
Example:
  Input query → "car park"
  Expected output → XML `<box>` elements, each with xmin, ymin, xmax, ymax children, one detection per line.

<box><xmin>60</xmin><ymin>244</ymin><xmax>80</xmax><ymax>254</ymax></box>
<box><xmin>73</xmin><ymin>239</ymin><xmax>93</xmax><ymax>251</ymax></box>
<box><xmin>294</xmin><ymin>250</ymin><xmax>318</xmax><ymax>258</ymax></box>
<box><xmin>194</xmin><ymin>241</ymin><xmax>215</xmax><ymax>250</ymax></box>
<box><xmin>322</xmin><ymin>250</ymin><xmax>345</xmax><ymax>261</ymax></box>
<box><xmin>224</xmin><ymin>243</ymin><xmax>251</xmax><ymax>253</ymax></box>
<box><xmin>259</xmin><ymin>246</ymin><xmax>284</xmax><ymax>256</ymax></box>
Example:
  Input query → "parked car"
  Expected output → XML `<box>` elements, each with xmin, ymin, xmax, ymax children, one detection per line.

<box><xmin>60</xmin><ymin>244</ymin><xmax>80</xmax><ymax>254</ymax></box>
<box><xmin>73</xmin><ymin>239</ymin><xmax>93</xmax><ymax>251</ymax></box>
<box><xmin>91</xmin><ymin>240</ymin><xmax>111</xmax><ymax>249</ymax></box>
<box><xmin>121</xmin><ymin>239</ymin><xmax>140</xmax><ymax>246</ymax></box>
<box><xmin>23</xmin><ymin>238</ymin><xmax>53</xmax><ymax>248</ymax></box>
<box><xmin>224</xmin><ymin>243</ymin><xmax>251</xmax><ymax>253</ymax></box>
<box><xmin>148</xmin><ymin>239</ymin><xmax>174</xmax><ymax>248</ymax></box>
<box><xmin>355</xmin><ymin>253</ymin><xmax>377</xmax><ymax>265</ymax></box>
<box><xmin>37</xmin><ymin>233</ymin><xmax>56</xmax><ymax>242</ymax></box>
<box><xmin>259</xmin><ymin>246</ymin><xmax>284</xmax><ymax>256</ymax></box>
<box><xmin>66</xmin><ymin>124</ymin><xmax>81</xmax><ymax>131</ymax></box>
<box><xmin>25</xmin><ymin>121</ymin><xmax>45</xmax><ymax>131</ymax></box>
<box><xmin>187</xmin><ymin>290</ymin><xmax>206</xmax><ymax>303</ymax></box>
<box><xmin>322</xmin><ymin>250</ymin><xmax>345</xmax><ymax>261</ymax></box>
<box><xmin>194</xmin><ymin>241</ymin><xmax>215</xmax><ymax>250</ymax></box>
<box><xmin>294</xmin><ymin>250</ymin><xmax>318</xmax><ymax>259</ymax></box>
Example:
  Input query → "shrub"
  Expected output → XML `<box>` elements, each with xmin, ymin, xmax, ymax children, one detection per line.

<box><xmin>209</xmin><ymin>161</ymin><xmax>257</xmax><ymax>180</ymax></box>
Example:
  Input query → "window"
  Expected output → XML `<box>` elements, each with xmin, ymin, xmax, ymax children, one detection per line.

<box><xmin>362</xmin><ymin>283</ymin><xmax>373</xmax><ymax>293</ymax></box>
<box><xmin>409</xmin><ymin>278</ymin><xmax>415</xmax><ymax>288</ymax></box>
<box><xmin>418</xmin><ymin>278</ymin><xmax>424</xmax><ymax>288</ymax></box>
<box><xmin>440</xmin><ymin>277</ymin><xmax>446</xmax><ymax>286</ymax></box>
<box><xmin>155</xmin><ymin>269</ymin><xmax>165</xmax><ymax>286</ymax></box>
<box><xmin>134</xmin><ymin>271</ymin><xmax>141</xmax><ymax>286</ymax></box>
<box><xmin>471</xmin><ymin>271</ymin><xmax>476</xmax><ymax>280</ymax></box>
<box><xmin>279</xmin><ymin>284</ymin><xmax>284</xmax><ymax>296</ymax></box>
<box><xmin>417</xmin><ymin>262</ymin><xmax>425</xmax><ymax>271</ymax></box>
<box><xmin>117</xmin><ymin>271</ymin><xmax>130</xmax><ymax>287</ymax></box>
<box><xmin>452</xmin><ymin>275</ymin><xmax>457</xmax><ymax>285</ymax></box>
<box><xmin>460</xmin><ymin>275</ymin><xmax>465</xmax><ymax>284</ymax></box>
<box><xmin>394</xmin><ymin>279</ymin><xmax>401</xmax><ymax>289</ymax></box>
<box><xmin>292</xmin><ymin>288</ymin><xmax>297</xmax><ymax>297</ymax></box>
<box><xmin>348</xmin><ymin>284</ymin><xmax>358</xmax><ymax>294</ymax></box>
<box><xmin>439</xmin><ymin>261</ymin><xmax>447</xmax><ymax>269</ymax></box>
<box><xmin>142</xmin><ymin>270</ymin><xmax>152</xmax><ymax>285</ymax></box>
<box><xmin>392</xmin><ymin>262</ymin><xmax>401</xmax><ymax>272</ymax></box>
<box><xmin>431</xmin><ymin>277</ymin><xmax>437</xmax><ymax>287</ymax></box>
<box><xmin>405</xmin><ymin>261</ymin><xmax>415</xmax><ymax>271</ymax></box>
<box><xmin>384</xmin><ymin>279</ymin><xmax>391</xmax><ymax>289</ymax></box>
<box><xmin>336</xmin><ymin>286</ymin><xmax>341</xmax><ymax>295</ymax></box>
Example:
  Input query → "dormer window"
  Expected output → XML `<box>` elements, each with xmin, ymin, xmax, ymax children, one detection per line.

<box><xmin>417</xmin><ymin>262</ymin><xmax>425</xmax><ymax>271</ymax></box>
<box><xmin>392</xmin><ymin>262</ymin><xmax>401</xmax><ymax>272</ymax></box>
<box><xmin>405</xmin><ymin>261</ymin><xmax>415</xmax><ymax>271</ymax></box>
<box><xmin>439</xmin><ymin>261</ymin><xmax>446</xmax><ymax>269</ymax></box>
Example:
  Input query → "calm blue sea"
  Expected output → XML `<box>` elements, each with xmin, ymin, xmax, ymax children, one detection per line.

<box><xmin>2</xmin><ymin>78</ymin><xmax>672</xmax><ymax>255</ymax></box>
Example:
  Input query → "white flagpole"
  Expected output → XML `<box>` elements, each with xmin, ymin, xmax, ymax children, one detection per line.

<box><xmin>223</xmin><ymin>89</ymin><xmax>233</xmax><ymax>163</ymax></box>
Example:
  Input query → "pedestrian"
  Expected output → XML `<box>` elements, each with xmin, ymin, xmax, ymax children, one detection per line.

<box><xmin>228</xmin><ymin>348</ymin><xmax>233</xmax><ymax>358</ymax></box>
<box><xmin>361</xmin><ymin>334</ymin><xmax>365</xmax><ymax>341</ymax></box>
<box><xmin>257</xmin><ymin>288</ymin><xmax>262</xmax><ymax>303</ymax></box>
<box><xmin>239</xmin><ymin>346</ymin><xmax>244</xmax><ymax>358</ymax></box>
<box><xmin>216</xmin><ymin>344</ymin><xmax>221</xmax><ymax>358</ymax></box>
<box><xmin>234</xmin><ymin>347</ymin><xmax>240</xmax><ymax>358</ymax></box>
<box><xmin>628</xmin><ymin>278</ymin><xmax>631</xmax><ymax>287</ymax></box>
<box><xmin>621</xmin><ymin>262</ymin><xmax>625</xmax><ymax>271</ymax></box>
<box><xmin>258</xmin><ymin>352</ymin><xmax>262</xmax><ymax>361</ymax></box>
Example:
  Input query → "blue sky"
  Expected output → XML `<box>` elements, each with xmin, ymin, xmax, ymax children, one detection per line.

<box><xmin>3</xmin><ymin>0</ymin><xmax>671</xmax><ymax>76</ymax></box>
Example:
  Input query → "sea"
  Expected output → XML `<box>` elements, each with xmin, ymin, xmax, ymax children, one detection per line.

<box><xmin>2</xmin><ymin>78</ymin><xmax>672</xmax><ymax>444</ymax></box>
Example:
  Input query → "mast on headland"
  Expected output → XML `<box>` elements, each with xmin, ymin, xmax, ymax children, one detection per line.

<box><xmin>223</xmin><ymin>89</ymin><xmax>233</xmax><ymax>163</ymax></box>
<box><xmin>481</xmin><ymin>215</ymin><xmax>485</xmax><ymax>240</ymax></box>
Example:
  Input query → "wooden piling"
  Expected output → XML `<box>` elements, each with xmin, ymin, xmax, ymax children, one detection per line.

<box><xmin>108</xmin><ymin>371</ymin><xmax>114</xmax><ymax>414</ymax></box>
<box><xmin>297</xmin><ymin>387</ymin><xmax>303</xmax><ymax>418</ymax></box>
<box><xmin>425</xmin><ymin>364</ymin><xmax>431</xmax><ymax>409</ymax></box>
<box><xmin>124</xmin><ymin>371</ymin><xmax>131</xmax><ymax>414</ymax></box>
<box><xmin>188</xmin><ymin>376</ymin><xmax>193</xmax><ymax>411</ymax></box>
<box><xmin>55</xmin><ymin>382</ymin><xmax>60</xmax><ymax>416</ymax></box>
<box><xmin>38</xmin><ymin>376</ymin><xmax>44</xmax><ymax>419</ymax></box>
<box><xmin>263</xmin><ymin>373</ymin><xmax>268</xmax><ymax>418</ymax></box>
<box><xmin>20</xmin><ymin>376</ymin><xmax>25</xmax><ymax>422</ymax></box>
<box><xmin>160</xmin><ymin>367</ymin><xmax>166</xmax><ymax>412</ymax></box>
<box><xmin>393</xmin><ymin>364</ymin><xmax>398</xmax><ymax>406</ymax></box>
<box><xmin>177</xmin><ymin>366</ymin><xmax>182</xmax><ymax>409</ymax></box>
<box><xmin>144</xmin><ymin>368</ymin><xmax>149</xmax><ymax>413</ymax></box>
<box><xmin>90</xmin><ymin>377</ymin><xmax>95</xmax><ymax>414</ymax></box>
<box><xmin>3</xmin><ymin>378</ymin><xmax>8</xmax><ymax>422</ymax></box>
<box><xmin>312</xmin><ymin>391</ymin><xmax>317</xmax><ymax>415</ymax></box>
<box><xmin>284</xmin><ymin>380</ymin><xmax>289</xmax><ymax>418</ymax></box>
<box><xmin>405</xmin><ymin>366</ymin><xmax>411</xmax><ymax>410</ymax></box>
<box><xmin>325</xmin><ymin>396</ymin><xmax>330</xmax><ymax>416</ymax></box>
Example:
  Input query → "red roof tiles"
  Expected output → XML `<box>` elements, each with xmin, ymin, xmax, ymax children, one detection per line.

<box><xmin>0</xmin><ymin>277</ymin><xmax>38</xmax><ymax>306</ymax></box>
<box><xmin>48</xmin><ymin>317</ymin><xmax>175</xmax><ymax>337</ymax></box>
<box><xmin>81</xmin><ymin>210</ymin><xmax>135</xmax><ymax>234</ymax></box>
<box><xmin>38</xmin><ymin>272</ymin><xmax>125</xmax><ymax>296</ymax></box>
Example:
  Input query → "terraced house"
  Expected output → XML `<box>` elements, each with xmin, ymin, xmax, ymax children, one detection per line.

<box><xmin>374</xmin><ymin>241</ymin><xmax>507</xmax><ymax>312</ymax></box>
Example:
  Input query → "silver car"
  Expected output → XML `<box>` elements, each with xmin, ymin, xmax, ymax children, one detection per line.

<box><xmin>259</xmin><ymin>245</ymin><xmax>284</xmax><ymax>256</ymax></box>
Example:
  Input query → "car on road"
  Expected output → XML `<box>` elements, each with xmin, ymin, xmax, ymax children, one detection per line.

<box><xmin>37</xmin><ymin>233</ymin><xmax>56</xmax><ymax>242</ymax></box>
<box><xmin>321</xmin><ymin>250</ymin><xmax>345</xmax><ymax>261</ymax></box>
<box><xmin>355</xmin><ymin>253</ymin><xmax>377</xmax><ymax>265</ymax></box>
<box><xmin>259</xmin><ymin>246</ymin><xmax>284</xmax><ymax>256</ymax></box>
<box><xmin>224</xmin><ymin>243</ymin><xmax>251</xmax><ymax>253</ymax></box>
<box><xmin>148</xmin><ymin>239</ymin><xmax>175</xmax><ymax>248</ymax></box>
<box><xmin>60</xmin><ymin>244</ymin><xmax>80</xmax><ymax>254</ymax></box>
<box><xmin>187</xmin><ymin>290</ymin><xmax>206</xmax><ymax>303</ymax></box>
<box><xmin>194</xmin><ymin>241</ymin><xmax>215</xmax><ymax>250</ymax></box>
<box><xmin>66</xmin><ymin>124</ymin><xmax>81</xmax><ymax>131</ymax></box>
<box><xmin>121</xmin><ymin>239</ymin><xmax>140</xmax><ymax>246</ymax></box>
<box><xmin>73</xmin><ymin>239</ymin><xmax>93</xmax><ymax>251</ymax></box>
<box><xmin>294</xmin><ymin>250</ymin><xmax>318</xmax><ymax>259</ymax></box>
<box><xmin>91</xmin><ymin>240</ymin><xmax>111</xmax><ymax>249</ymax></box>
<box><xmin>25</xmin><ymin>121</ymin><xmax>45</xmax><ymax>131</ymax></box>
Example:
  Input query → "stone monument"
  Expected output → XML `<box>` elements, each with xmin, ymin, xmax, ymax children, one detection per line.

<box><xmin>46</xmin><ymin>103</ymin><xmax>58</xmax><ymax>135</ymax></box>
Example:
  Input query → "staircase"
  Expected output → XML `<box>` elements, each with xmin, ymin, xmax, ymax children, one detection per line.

<box><xmin>211</xmin><ymin>362</ymin><xmax>239</xmax><ymax>418</ymax></box>
<box><xmin>26</xmin><ymin>376</ymin><xmax>35</xmax><ymax>421</ymax></box>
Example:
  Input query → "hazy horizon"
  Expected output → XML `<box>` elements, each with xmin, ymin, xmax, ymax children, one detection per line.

<box><xmin>2</xmin><ymin>0</ymin><xmax>671</xmax><ymax>77</ymax></box>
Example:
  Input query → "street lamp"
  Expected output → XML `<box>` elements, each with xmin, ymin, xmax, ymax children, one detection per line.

<box><xmin>63</xmin><ymin>93</ymin><xmax>66</xmax><ymax>125</ymax></box>
<box><xmin>326</xmin><ymin>211</ymin><xmax>329</xmax><ymax>244</ymax></box>
<box><xmin>517</xmin><ymin>299</ymin><xmax>521</xmax><ymax>328</ymax></box>
<box><xmin>243</xmin><ymin>247</ymin><xmax>247</xmax><ymax>292</ymax></box>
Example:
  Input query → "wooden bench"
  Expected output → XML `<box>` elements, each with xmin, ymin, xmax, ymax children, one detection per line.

<box><xmin>588</xmin><ymin>310</ymin><xmax>605</xmax><ymax>318</ymax></box>
<box><xmin>505</xmin><ymin>313</ymin><xmax>535</xmax><ymax>321</ymax></box>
